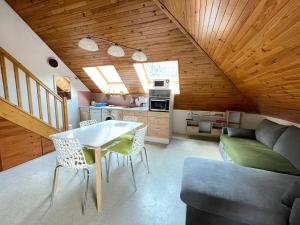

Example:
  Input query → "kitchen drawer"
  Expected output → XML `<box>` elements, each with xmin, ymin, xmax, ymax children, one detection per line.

<box><xmin>136</xmin><ymin>116</ymin><xmax>148</xmax><ymax>126</ymax></box>
<box><xmin>134</xmin><ymin>110</ymin><xmax>148</xmax><ymax>117</ymax></box>
<box><xmin>123</xmin><ymin>110</ymin><xmax>135</xmax><ymax>117</ymax></box>
<box><xmin>149</xmin><ymin>123</ymin><xmax>169</xmax><ymax>132</ymax></box>
<box><xmin>148</xmin><ymin>111</ymin><xmax>169</xmax><ymax>118</ymax></box>
<box><xmin>148</xmin><ymin>117</ymin><xmax>169</xmax><ymax>127</ymax></box>
<box><xmin>148</xmin><ymin>126</ymin><xmax>169</xmax><ymax>138</ymax></box>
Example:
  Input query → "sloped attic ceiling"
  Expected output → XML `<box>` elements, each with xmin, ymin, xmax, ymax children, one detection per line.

<box><xmin>157</xmin><ymin>0</ymin><xmax>300</xmax><ymax>123</ymax></box>
<box><xmin>6</xmin><ymin>0</ymin><xmax>254</xmax><ymax>112</ymax></box>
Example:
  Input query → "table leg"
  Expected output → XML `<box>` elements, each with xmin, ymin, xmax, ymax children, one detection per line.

<box><xmin>95</xmin><ymin>147</ymin><xmax>102</xmax><ymax>213</ymax></box>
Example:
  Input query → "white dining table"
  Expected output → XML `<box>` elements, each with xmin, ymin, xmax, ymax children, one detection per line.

<box><xmin>50</xmin><ymin>120</ymin><xmax>142</xmax><ymax>212</ymax></box>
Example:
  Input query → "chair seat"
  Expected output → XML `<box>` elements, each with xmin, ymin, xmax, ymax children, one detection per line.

<box><xmin>105</xmin><ymin>139</ymin><xmax>133</xmax><ymax>155</ymax></box>
<box><xmin>118</xmin><ymin>132</ymin><xmax>134</xmax><ymax>141</ymax></box>
<box><xmin>83</xmin><ymin>147</ymin><xmax>109</xmax><ymax>165</ymax></box>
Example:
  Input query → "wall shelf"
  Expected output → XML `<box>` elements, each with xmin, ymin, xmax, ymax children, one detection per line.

<box><xmin>186</xmin><ymin>111</ymin><xmax>226</xmax><ymax>137</ymax></box>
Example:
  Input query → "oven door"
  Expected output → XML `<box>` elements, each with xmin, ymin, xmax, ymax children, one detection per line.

<box><xmin>150</xmin><ymin>99</ymin><xmax>169</xmax><ymax>111</ymax></box>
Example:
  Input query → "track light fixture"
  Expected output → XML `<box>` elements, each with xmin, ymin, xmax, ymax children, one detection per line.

<box><xmin>78</xmin><ymin>36</ymin><xmax>147</xmax><ymax>62</ymax></box>
<box><xmin>78</xmin><ymin>37</ymin><xmax>99</xmax><ymax>52</ymax></box>
<box><xmin>107</xmin><ymin>44</ymin><xmax>125</xmax><ymax>57</ymax></box>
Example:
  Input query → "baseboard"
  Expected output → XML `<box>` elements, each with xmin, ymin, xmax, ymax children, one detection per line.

<box><xmin>145</xmin><ymin>136</ymin><xmax>170</xmax><ymax>144</ymax></box>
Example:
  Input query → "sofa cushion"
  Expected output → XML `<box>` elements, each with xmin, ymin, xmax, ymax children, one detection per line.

<box><xmin>181</xmin><ymin>158</ymin><xmax>299</xmax><ymax>225</ymax></box>
<box><xmin>227</xmin><ymin>127</ymin><xmax>255</xmax><ymax>139</ymax></box>
<box><xmin>281</xmin><ymin>181</ymin><xmax>300</xmax><ymax>207</ymax></box>
<box><xmin>255</xmin><ymin>119</ymin><xmax>288</xmax><ymax>148</ymax></box>
<box><xmin>220</xmin><ymin>135</ymin><xmax>299</xmax><ymax>175</ymax></box>
<box><xmin>290</xmin><ymin>198</ymin><xmax>300</xmax><ymax>225</ymax></box>
<box><xmin>273</xmin><ymin>126</ymin><xmax>300</xmax><ymax>170</ymax></box>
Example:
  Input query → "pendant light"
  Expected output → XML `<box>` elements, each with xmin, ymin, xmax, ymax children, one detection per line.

<box><xmin>107</xmin><ymin>44</ymin><xmax>125</xmax><ymax>57</ymax></box>
<box><xmin>132</xmin><ymin>50</ymin><xmax>147</xmax><ymax>62</ymax></box>
<box><xmin>78</xmin><ymin>37</ymin><xmax>99</xmax><ymax>52</ymax></box>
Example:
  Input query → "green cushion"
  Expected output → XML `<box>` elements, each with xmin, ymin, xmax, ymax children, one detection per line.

<box><xmin>82</xmin><ymin>147</ymin><xmax>109</xmax><ymax>165</ymax></box>
<box><xmin>220</xmin><ymin>135</ymin><xmax>300</xmax><ymax>175</ymax></box>
<box><xmin>105</xmin><ymin>139</ymin><xmax>133</xmax><ymax>155</ymax></box>
<box><xmin>117</xmin><ymin>132</ymin><xmax>134</xmax><ymax>141</ymax></box>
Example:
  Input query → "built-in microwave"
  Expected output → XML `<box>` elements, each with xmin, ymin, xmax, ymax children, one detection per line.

<box><xmin>149</xmin><ymin>98</ymin><xmax>170</xmax><ymax>112</ymax></box>
<box><xmin>149</xmin><ymin>89</ymin><xmax>171</xmax><ymax>112</ymax></box>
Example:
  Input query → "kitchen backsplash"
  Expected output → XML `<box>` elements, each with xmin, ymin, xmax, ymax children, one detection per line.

<box><xmin>78</xmin><ymin>91</ymin><xmax>147</xmax><ymax>107</ymax></box>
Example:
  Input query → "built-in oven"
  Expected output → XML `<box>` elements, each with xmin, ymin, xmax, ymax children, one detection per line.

<box><xmin>149</xmin><ymin>89</ymin><xmax>171</xmax><ymax>112</ymax></box>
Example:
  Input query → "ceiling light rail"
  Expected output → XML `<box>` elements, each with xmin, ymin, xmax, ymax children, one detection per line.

<box><xmin>78</xmin><ymin>36</ymin><xmax>147</xmax><ymax>62</ymax></box>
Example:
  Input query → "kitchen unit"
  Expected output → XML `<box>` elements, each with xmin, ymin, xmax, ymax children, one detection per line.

<box><xmin>79</xmin><ymin>106</ymin><xmax>172</xmax><ymax>144</ymax></box>
<box><xmin>90</xmin><ymin>108</ymin><xmax>102</xmax><ymax>122</ymax></box>
<box><xmin>79</xmin><ymin>107</ymin><xmax>103</xmax><ymax>122</ymax></box>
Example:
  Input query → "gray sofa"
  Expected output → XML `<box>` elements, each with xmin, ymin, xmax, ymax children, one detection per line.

<box><xmin>180</xmin><ymin>120</ymin><xmax>300</xmax><ymax>225</ymax></box>
<box><xmin>220</xmin><ymin>120</ymin><xmax>300</xmax><ymax>175</ymax></box>
<box><xmin>181</xmin><ymin>158</ymin><xmax>300</xmax><ymax>225</ymax></box>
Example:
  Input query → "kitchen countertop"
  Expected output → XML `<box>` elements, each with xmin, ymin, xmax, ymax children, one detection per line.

<box><xmin>80</xmin><ymin>105</ymin><xmax>149</xmax><ymax>111</ymax></box>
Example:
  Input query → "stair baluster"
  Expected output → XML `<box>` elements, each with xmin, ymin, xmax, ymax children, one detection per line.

<box><xmin>0</xmin><ymin>46</ymin><xmax>68</xmax><ymax>133</ymax></box>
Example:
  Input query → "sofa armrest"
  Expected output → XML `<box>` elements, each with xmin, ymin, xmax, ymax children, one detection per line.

<box><xmin>290</xmin><ymin>198</ymin><xmax>300</xmax><ymax>225</ymax></box>
<box><xmin>222</xmin><ymin>127</ymin><xmax>228</xmax><ymax>135</ymax></box>
<box><xmin>180</xmin><ymin>158</ymin><xmax>293</xmax><ymax>225</ymax></box>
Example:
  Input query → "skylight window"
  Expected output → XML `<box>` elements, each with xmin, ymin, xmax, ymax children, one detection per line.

<box><xmin>134</xmin><ymin>60</ymin><xmax>180</xmax><ymax>94</ymax></box>
<box><xmin>98</xmin><ymin>65</ymin><xmax>122</xmax><ymax>83</ymax></box>
<box><xmin>83</xmin><ymin>65</ymin><xmax>128</xmax><ymax>94</ymax></box>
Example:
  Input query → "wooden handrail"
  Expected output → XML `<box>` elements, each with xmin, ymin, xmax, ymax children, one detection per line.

<box><xmin>0</xmin><ymin>46</ymin><xmax>68</xmax><ymax>132</ymax></box>
<box><xmin>0</xmin><ymin>47</ymin><xmax>63</xmax><ymax>102</ymax></box>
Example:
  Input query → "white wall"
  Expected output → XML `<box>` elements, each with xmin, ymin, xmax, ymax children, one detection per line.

<box><xmin>241</xmin><ymin>113</ymin><xmax>300</xmax><ymax>129</ymax></box>
<box><xmin>173</xmin><ymin>110</ymin><xmax>300</xmax><ymax>134</ymax></box>
<box><xmin>0</xmin><ymin>1</ymin><xmax>89</xmax><ymax>128</ymax></box>
<box><xmin>172</xmin><ymin>109</ymin><xmax>225</xmax><ymax>134</ymax></box>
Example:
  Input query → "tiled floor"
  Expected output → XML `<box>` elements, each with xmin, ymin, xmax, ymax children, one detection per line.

<box><xmin>0</xmin><ymin>136</ymin><xmax>222</xmax><ymax>225</ymax></box>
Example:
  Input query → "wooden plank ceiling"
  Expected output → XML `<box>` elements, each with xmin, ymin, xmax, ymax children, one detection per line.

<box><xmin>158</xmin><ymin>0</ymin><xmax>300</xmax><ymax>122</ymax></box>
<box><xmin>6</xmin><ymin>0</ymin><xmax>254</xmax><ymax>112</ymax></box>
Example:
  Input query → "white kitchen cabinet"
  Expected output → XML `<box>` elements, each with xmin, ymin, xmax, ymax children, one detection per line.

<box><xmin>90</xmin><ymin>108</ymin><xmax>102</xmax><ymax>122</ymax></box>
<box><xmin>80</xmin><ymin>107</ymin><xmax>90</xmax><ymax>122</ymax></box>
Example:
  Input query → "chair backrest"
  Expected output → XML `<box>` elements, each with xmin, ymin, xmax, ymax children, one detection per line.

<box><xmin>80</xmin><ymin>119</ymin><xmax>97</xmax><ymax>128</ymax></box>
<box><xmin>52</xmin><ymin>137</ymin><xmax>89</xmax><ymax>169</ymax></box>
<box><xmin>131</xmin><ymin>126</ymin><xmax>147</xmax><ymax>155</ymax></box>
<box><xmin>123</xmin><ymin>115</ymin><xmax>138</xmax><ymax>122</ymax></box>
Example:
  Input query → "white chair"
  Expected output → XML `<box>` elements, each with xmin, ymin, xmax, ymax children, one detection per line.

<box><xmin>79</xmin><ymin>119</ymin><xmax>97</xmax><ymax>128</ymax></box>
<box><xmin>79</xmin><ymin>118</ymin><xmax>116</xmax><ymax>182</ymax></box>
<box><xmin>51</xmin><ymin>137</ymin><xmax>108</xmax><ymax>213</ymax></box>
<box><xmin>105</xmin><ymin>126</ymin><xmax>149</xmax><ymax>191</ymax></box>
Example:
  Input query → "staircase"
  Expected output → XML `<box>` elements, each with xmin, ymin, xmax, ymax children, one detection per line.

<box><xmin>0</xmin><ymin>47</ymin><xmax>68</xmax><ymax>138</ymax></box>
<box><xmin>0</xmin><ymin>47</ymin><xmax>68</xmax><ymax>170</ymax></box>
